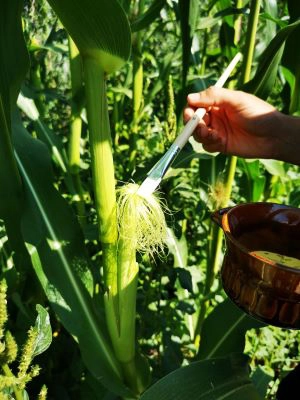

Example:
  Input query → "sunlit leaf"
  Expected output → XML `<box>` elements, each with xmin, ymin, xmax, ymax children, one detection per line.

<box><xmin>32</xmin><ymin>304</ymin><xmax>52</xmax><ymax>358</ymax></box>
<box><xmin>260</xmin><ymin>159</ymin><xmax>285</xmax><ymax>177</ymax></box>
<box><xmin>243</xmin><ymin>19</ymin><xmax>300</xmax><ymax>99</ymax></box>
<box><xmin>47</xmin><ymin>0</ymin><xmax>131</xmax><ymax>73</ymax></box>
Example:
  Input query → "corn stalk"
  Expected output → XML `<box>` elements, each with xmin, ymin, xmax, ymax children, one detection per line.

<box><xmin>47</xmin><ymin>0</ymin><xmax>147</xmax><ymax>394</ymax></box>
<box><xmin>68</xmin><ymin>36</ymin><xmax>86</xmax><ymax>225</ymax></box>
<box><xmin>194</xmin><ymin>0</ymin><xmax>261</xmax><ymax>343</ymax></box>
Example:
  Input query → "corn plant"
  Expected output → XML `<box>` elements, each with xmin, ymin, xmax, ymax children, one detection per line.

<box><xmin>1</xmin><ymin>0</ymin><xmax>300</xmax><ymax>399</ymax></box>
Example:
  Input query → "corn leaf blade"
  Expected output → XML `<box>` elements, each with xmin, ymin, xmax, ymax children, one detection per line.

<box><xmin>243</xmin><ymin>19</ymin><xmax>300</xmax><ymax>99</ymax></box>
<box><xmin>141</xmin><ymin>354</ymin><xmax>263</xmax><ymax>400</ymax></box>
<box><xmin>46</xmin><ymin>0</ymin><xmax>131</xmax><ymax>73</ymax></box>
<box><xmin>0</xmin><ymin>0</ymin><xmax>32</xmax><ymax>272</ymax></box>
<box><xmin>12</xmin><ymin>113</ymin><xmax>131</xmax><ymax>397</ymax></box>
<box><xmin>197</xmin><ymin>299</ymin><xmax>265</xmax><ymax>360</ymax></box>
<box><xmin>131</xmin><ymin>0</ymin><xmax>166</xmax><ymax>32</ymax></box>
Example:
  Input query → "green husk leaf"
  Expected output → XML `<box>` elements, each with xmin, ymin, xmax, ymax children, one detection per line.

<box><xmin>46</xmin><ymin>0</ymin><xmax>131</xmax><ymax>73</ymax></box>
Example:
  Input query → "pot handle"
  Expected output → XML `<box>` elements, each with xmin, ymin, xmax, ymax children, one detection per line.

<box><xmin>211</xmin><ymin>207</ymin><xmax>232</xmax><ymax>227</ymax></box>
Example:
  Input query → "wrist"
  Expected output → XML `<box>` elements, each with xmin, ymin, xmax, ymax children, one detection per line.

<box><xmin>274</xmin><ymin>113</ymin><xmax>300</xmax><ymax>165</ymax></box>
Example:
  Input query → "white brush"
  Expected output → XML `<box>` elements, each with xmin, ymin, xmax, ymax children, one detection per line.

<box><xmin>136</xmin><ymin>52</ymin><xmax>242</xmax><ymax>197</ymax></box>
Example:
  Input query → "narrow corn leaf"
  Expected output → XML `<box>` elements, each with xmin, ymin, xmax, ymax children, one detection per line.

<box><xmin>141</xmin><ymin>354</ymin><xmax>263</xmax><ymax>400</ymax></box>
<box><xmin>282</xmin><ymin>1</ymin><xmax>300</xmax><ymax>114</ymax></box>
<box><xmin>178</xmin><ymin>0</ymin><xmax>200</xmax><ymax>89</ymax></box>
<box><xmin>243</xmin><ymin>19</ymin><xmax>300</xmax><ymax>99</ymax></box>
<box><xmin>12</xmin><ymin>113</ymin><xmax>131</xmax><ymax>397</ymax></box>
<box><xmin>46</xmin><ymin>0</ymin><xmax>131</xmax><ymax>73</ymax></box>
<box><xmin>0</xmin><ymin>0</ymin><xmax>28</xmax><ymax>213</ymax></box>
<box><xmin>17</xmin><ymin>93</ymin><xmax>68</xmax><ymax>173</ymax></box>
<box><xmin>197</xmin><ymin>299</ymin><xmax>265</xmax><ymax>360</ymax></box>
<box><xmin>0</xmin><ymin>0</ymin><xmax>32</xmax><ymax>272</ymax></box>
<box><xmin>0</xmin><ymin>0</ymin><xmax>29</xmax><ymax>120</ymax></box>
<box><xmin>131</xmin><ymin>0</ymin><xmax>166</xmax><ymax>32</ymax></box>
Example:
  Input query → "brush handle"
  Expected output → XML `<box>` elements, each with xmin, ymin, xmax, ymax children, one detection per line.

<box><xmin>173</xmin><ymin>108</ymin><xmax>206</xmax><ymax>149</ymax></box>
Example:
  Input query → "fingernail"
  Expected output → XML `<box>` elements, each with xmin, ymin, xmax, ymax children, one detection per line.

<box><xmin>187</xmin><ymin>93</ymin><xmax>200</xmax><ymax>102</ymax></box>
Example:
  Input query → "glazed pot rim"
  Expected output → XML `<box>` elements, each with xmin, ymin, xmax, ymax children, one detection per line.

<box><xmin>214</xmin><ymin>202</ymin><xmax>300</xmax><ymax>274</ymax></box>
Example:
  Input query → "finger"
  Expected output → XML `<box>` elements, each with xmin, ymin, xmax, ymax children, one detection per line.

<box><xmin>193</xmin><ymin>123</ymin><xmax>209</xmax><ymax>141</ymax></box>
<box><xmin>184</xmin><ymin>106</ymin><xmax>211</xmax><ymax>127</ymax></box>
<box><xmin>203</xmin><ymin>137</ymin><xmax>225</xmax><ymax>153</ymax></box>
<box><xmin>187</xmin><ymin>87</ymin><xmax>241</xmax><ymax>109</ymax></box>
<box><xmin>183</xmin><ymin>107</ymin><xmax>195</xmax><ymax>123</ymax></box>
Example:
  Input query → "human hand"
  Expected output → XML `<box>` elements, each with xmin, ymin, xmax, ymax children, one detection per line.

<box><xmin>183</xmin><ymin>87</ymin><xmax>284</xmax><ymax>160</ymax></box>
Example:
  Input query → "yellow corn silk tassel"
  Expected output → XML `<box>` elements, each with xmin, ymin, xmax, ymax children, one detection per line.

<box><xmin>117</xmin><ymin>183</ymin><xmax>168</xmax><ymax>256</ymax></box>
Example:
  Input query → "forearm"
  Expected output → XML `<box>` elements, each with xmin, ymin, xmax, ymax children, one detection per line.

<box><xmin>275</xmin><ymin>114</ymin><xmax>300</xmax><ymax>165</ymax></box>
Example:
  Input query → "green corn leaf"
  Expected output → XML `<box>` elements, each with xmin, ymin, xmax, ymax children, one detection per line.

<box><xmin>119</xmin><ymin>0</ymin><xmax>132</xmax><ymax>14</ymax></box>
<box><xmin>131</xmin><ymin>0</ymin><xmax>166</xmax><ymax>32</ymax></box>
<box><xmin>0</xmin><ymin>0</ymin><xmax>32</xmax><ymax>273</ymax></box>
<box><xmin>282</xmin><ymin>1</ymin><xmax>300</xmax><ymax>114</ymax></box>
<box><xmin>12</xmin><ymin>112</ymin><xmax>131</xmax><ymax>397</ymax></box>
<box><xmin>140</xmin><ymin>353</ymin><xmax>263</xmax><ymax>400</ymax></box>
<box><xmin>178</xmin><ymin>0</ymin><xmax>200</xmax><ymax>90</ymax></box>
<box><xmin>197</xmin><ymin>299</ymin><xmax>265</xmax><ymax>360</ymax></box>
<box><xmin>32</xmin><ymin>305</ymin><xmax>52</xmax><ymax>358</ymax></box>
<box><xmin>242</xmin><ymin>19</ymin><xmax>300</xmax><ymax>99</ymax></box>
<box><xmin>238</xmin><ymin>159</ymin><xmax>266</xmax><ymax>202</ymax></box>
<box><xmin>46</xmin><ymin>0</ymin><xmax>131</xmax><ymax>73</ymax></box>
<box><xmin>251</xmin><ymin>366</ymin><xmax>274</xmax><ymax>399</ymax></box>
<box><xmin>263</xmin><ymin>0</ymin><xmax>278</xmax><ymax>42</ymax></box>
<box><xmin>259</xmin><ymin>159</ymin><xmax>285</xmax><ymax>177</ymax></box>
<box><xmin>0</xmin><ymin>0</ymin><xmax>28</xmax><ymax>213</ymax></box>
<box><xmin>17</xmin><ymin>93</ymin><xmax>68</xmax><ymax>173</ymax></box>
<box><xmin>0</xmin><ymin>0</ymin><xmax>29</xmax><ymax>120</ymax></box>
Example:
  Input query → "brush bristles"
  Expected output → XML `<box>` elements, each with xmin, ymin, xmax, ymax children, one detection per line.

<box><xmin>117</xmin><ymin>183</ymin><xmax>168</xmax><ymax>255</ymax></box>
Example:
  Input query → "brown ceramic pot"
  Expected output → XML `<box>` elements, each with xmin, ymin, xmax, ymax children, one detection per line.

<box><xmin>212</xmin><ymin>203</ymin><xmax>300</xmax><ymax>329</ymax></box>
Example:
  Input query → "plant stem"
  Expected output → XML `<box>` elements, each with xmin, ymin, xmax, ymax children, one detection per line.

<box><xmin>2</xmin><ymin>364</ymin><xmax>23</xmax><ymax>400</ymax></box>
<box><xmin>194</xmin><ymin>0</ymin><xmax>261</xmax><ymax>344</ymax></box>
<box><xmin>289</xmin><ymin>67</ymin><xmax>300</xmax><ymax>115</ymax></box>
<box><xmin>83</xmin><ymin>58</ymin><xmax>118</xmax><ymax>244</ymax></box>
<box><xmin>240</xmin><ymin>0</ymin><xmax>261</xmax><ymax>84</ymax></box>
<box><xmin>68</xmin><ymin>36</ymin><xmax>86</xmax><ymax>225</ymax></box>
<box><xmin>129</xmin><ymin>0</ymin><xmax>144</xmax><ymax>167</ymax></box>
<box><xmin>83</xmin><ymin>56</ymin><xmax>120</xmax><ymax>354</ymax></box>
<box><xmin>30</xmin><ymin>56</ymin><xmax>46</xmax><ymax>117</ymax></box>
<box><xmin>83</xmin><ymin>57</ymin><xmax>143</xmax><ymax>393</ymax></box>
<box><xmin>233</xmin><ymin>0</ymin><xmax>244</xmax><ymax>45</ymax></box>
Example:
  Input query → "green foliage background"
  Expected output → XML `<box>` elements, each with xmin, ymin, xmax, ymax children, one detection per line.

<box><xmin>0</xmin><ymin>0</ymin><xmax>300</xmax><ymax>399</ymax></box>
